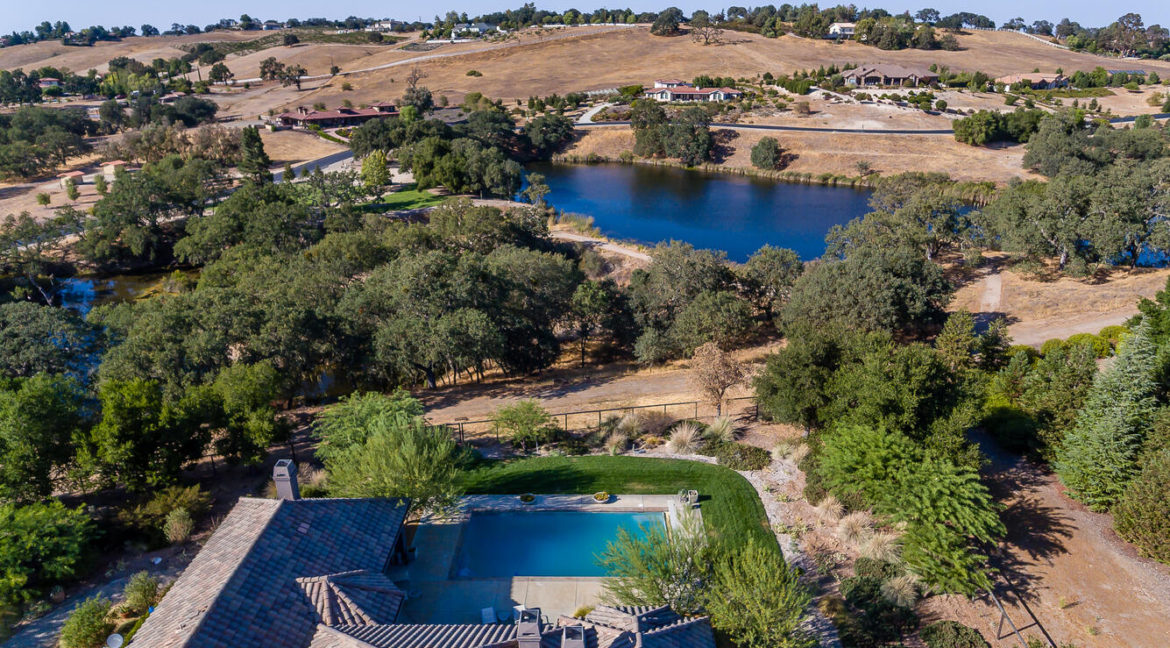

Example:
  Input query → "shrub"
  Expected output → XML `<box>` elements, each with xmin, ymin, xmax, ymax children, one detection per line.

<box><xmin>1039</xmin><ymin>338</ymin><xmax>1066</xmax><ymax>356</ymax></box>
<box><xmin>121</xmin><ymin>571</ymin><xmax>160</xmax><ymax>616</ymax></box>
<box><xmin>1113</xmin><ymin>450</ymin><xmax>1170</xmax><ymax>564</ymax></box>
<box><xmin>1098</xmin><ymin>325</ymin><xmax>1129</xmax><ymax>347</ymax></box>
<box><xmin>492</xmin><ymin>400</ymin><xmax>557</xmax><ymax>450</ymax></box>
<box><xmin>712</xmin><ymin>442</ymin><xmax>771</xmax><ymax>470</ymax></box>
<box><xmin>667</xmin><ymin>423</ymin><xmax>701</xmax><ymax>454</ymax></box>
<box><xmin>0</xmin><ymin>500</ymin><xmax>92</xmax><ymax>609</ymax></box>
<box><xmin>750</xmin><ymin>137</ymin><xmax>782</xmax><ymax>169</ymax></box>
<box><xmin>466</xmin><ymin>70</ymin><xmax>483</xmax><ymax>77</ymax></box>
<box><xmin>704</xmin><ymin>417</ymin><xmax>736</xmax><ymax>443</ymax></box>
<box><xmin>853</xmin><ymin>557</ymin><xmax>900</xmax><ymax>580</ymax></box>
<box><xmin>638</xmin><ymin>410</ymin><xmax>676</xmax><ymax>437</ymax></box>
<box><xmin>605</xmin><ymin>432</ymin><xmax>629</xmax><ymax>455</ymax></box>
<box><xmin>921</xmin><ymin>620</ymin><xmax>990</xmax><ymax>648</ymax></box>
<box><xmin>839</xmin><ymin>574</ymin><xmax>918</xmax><ymax>644</ymax></box>
<box><xmin>163</xmin><ymin>508</ymin><xmax>194</xmax><ymax>544</ymax></box>
<box><xmin>59</xmin><ymin>597</ymin><xmax>114</xmax><ymax>648</ymax></box>
<box><xmin>1064</xmin><ymin>333</ymin><xmax>1109</xmax><ymax>358</ymax></box>
<box><xmin>121</xmin><ymin>485</ymin><xmax>210</xmax><ymax>542</ymax></box>
<box><xmin>36</xmin><ymin>193</ymin><xmax>50</xmax><ymax>206</ymax></box>
<box><xmin>1006</xmin><ymin>345</ymin><xmax>1039</xmax><ymax>361</ymax></box>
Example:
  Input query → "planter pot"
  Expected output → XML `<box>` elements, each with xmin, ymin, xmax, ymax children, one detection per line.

<box><xmin>592</xmin><ymin>492</ymin><xmax>611</xmax><ymax>503</ymax></box>
<box><xmin>519</xmin><ymin>493</ymin><xmax>536</xmax><ymax>504</ymax></box>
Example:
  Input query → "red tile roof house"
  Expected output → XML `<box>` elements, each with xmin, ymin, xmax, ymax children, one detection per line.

<box><xmin>277</xmin><ymin>104</ymin><xmax>398</xmax><ymax>129</ymax></box>
<box><xmin>38</xmin><ymin>77</ymin><xmax>61</xmax><ymax>88</ymax></box>
<box><xmin>644</xmin><ymin>83</ymin><xmax>743</xmax><ymax>102</ymax></box>
<box><xmin>130</xmin><ymin>461</ymin><xmax>717</xmax><ymax>648</ymax></box>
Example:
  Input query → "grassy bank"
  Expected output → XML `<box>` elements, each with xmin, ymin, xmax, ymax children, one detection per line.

<box><xmin>456</xmin><ymin>455</ymin><xmax>774</xmax><ymax>550</ymax></box>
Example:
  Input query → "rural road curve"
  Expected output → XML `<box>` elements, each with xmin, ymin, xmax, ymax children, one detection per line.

<box><xmin>577</xmin><ymin>120</ymin><xmax>957</xmax><ymax>135</ymax></box>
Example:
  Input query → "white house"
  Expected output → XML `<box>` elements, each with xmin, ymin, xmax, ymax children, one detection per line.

<box><xmin>828</xmin><ymin>22</ymin><xmax>856</xmax><ymax>37</ymax></box>
<box><xmin>645</xmin><ymin>84</ymin><xmax>743</xmax><ymax>102</ymax></box>
<box><xmin>653</xmin><ymin>79</ymin><xmax>689</xmax><ymax>88</ymax></box>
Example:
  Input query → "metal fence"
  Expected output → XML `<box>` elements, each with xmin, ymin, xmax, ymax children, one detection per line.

<box><xmin>436</xmin><ymin>396</ymin><xmax>759</xmax><ymax>445</ymax></box>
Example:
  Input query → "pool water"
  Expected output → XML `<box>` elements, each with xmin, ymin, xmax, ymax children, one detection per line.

<box><xmin>452</xmin><ymin>511</ymin><xmax>666</xmax><ymax>578</ymax></box>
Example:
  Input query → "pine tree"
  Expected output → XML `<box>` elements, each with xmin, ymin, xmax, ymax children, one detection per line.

<box><xmin>1056</xmin><ymin>321</ymin><xmax>1158</xmax><ymax>511</ymax></box>
<box><xmin>238</xmin><ymin>126</ymin><xmax>272</xmax><ymax>184</ymax></box>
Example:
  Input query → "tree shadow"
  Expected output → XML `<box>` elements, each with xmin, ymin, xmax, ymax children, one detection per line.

<box><xmin>419</xmin><ymin>364</ymin><xmax>631</xmax><ymax>414</ymax></box>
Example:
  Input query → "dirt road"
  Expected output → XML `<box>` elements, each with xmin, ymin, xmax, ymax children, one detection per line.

<box><xmin>921</xmin><ymin>434</ymin><xmax>1170</xmax><ymax>647</ymax></box>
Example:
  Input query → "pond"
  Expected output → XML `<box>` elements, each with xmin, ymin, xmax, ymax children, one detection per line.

<box><xmin>526</xmin><ymin>162</ymin><xmax>874</xmax><ymax>261</ymax></box>
<box><xmin>54</xmin><ymin>270</ymin><xmax>197</xmax><ymax>315</ymax></box>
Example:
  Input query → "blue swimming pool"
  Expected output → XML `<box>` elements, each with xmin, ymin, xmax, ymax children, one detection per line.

<box><xmin>452</xmin><ymin>511</ymin><xmax>666</xmax><ymax>578</ymax></box>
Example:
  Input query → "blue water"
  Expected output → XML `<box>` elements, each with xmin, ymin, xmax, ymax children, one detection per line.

<box><xmin>452</xmin><ymin>511</ymin><xmax>666</xmax><ymax>578</ymax></box>
<box><xmin>527</xmin><ymin>162</ymin><xmax>873</xmax><ymax>261</ymax></box>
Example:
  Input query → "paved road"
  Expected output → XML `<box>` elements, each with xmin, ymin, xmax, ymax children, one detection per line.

<box><xmin>577</xmin><ymin>120</ymin><xmax>956</xmax><ymax>135</ymax></box>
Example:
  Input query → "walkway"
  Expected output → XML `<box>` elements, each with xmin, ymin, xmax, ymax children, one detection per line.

<box><xmin>550</xmin><ymin>231</ymin><xmax>651</xmax><ymax>262</ymax></box>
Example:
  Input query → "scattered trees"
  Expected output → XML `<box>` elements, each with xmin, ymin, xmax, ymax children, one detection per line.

<box><xmin>750</xmin><ymin>137</ymin><xmax>783</xmax><ymax>170</ymax></box>
<box><xmin>689</xmin><ymin>342</ymin><xmax>746</xmax><ymax>415</ymax></box>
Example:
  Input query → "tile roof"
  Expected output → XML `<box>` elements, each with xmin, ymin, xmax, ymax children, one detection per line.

<box><xmin>328</xmin><ymin>623</ymin><xmax>518</xmax><ymax>648</ymax></box>
<box><xmin>131</xmin><ymin>497</ymin><xmax>410</xmax><ymax>648</ymax></box>
<box><xmin>297</xmin><ymin>570</ymin><xmax>406</xmax><ymax>626</ymax></box>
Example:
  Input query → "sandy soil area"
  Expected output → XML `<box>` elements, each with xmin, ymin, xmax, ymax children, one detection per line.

<box><xmin>918</xmin><ymin>434</ymin><xmax>1170</xmax><ymax>648</ymax></box>
<box><xmin>258</xmin><ymin>128</ymin><xmax>347</xmax><ymax>165</ymax></box>
<box><xmin>562</xmin><ymin>126</ymin><xmax>1033</xmax><ymax>184</ymax></box>
<box><xmin>951</xmin><ymin>257</ymin><xmax>1170</xmax><ymax>346</ymax></box>
<box><xmin>739</xmin><ymin>97</ymin><xmax>955</xmax><ymax>130</ymax></box>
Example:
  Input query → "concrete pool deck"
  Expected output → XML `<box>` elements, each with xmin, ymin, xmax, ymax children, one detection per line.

<box><xmin>387</xmin><ymin>494</ymin><xmax>689</xmax><ymax>625</ymax></box>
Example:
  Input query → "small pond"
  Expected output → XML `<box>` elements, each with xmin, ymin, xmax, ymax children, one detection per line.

<box><xmin>527</xmin><ymin>162</ymin><xmax>874</xmax><ymax>261</ymax></box>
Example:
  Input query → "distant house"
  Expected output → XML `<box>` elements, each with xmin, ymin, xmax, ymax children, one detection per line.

<box><xmin>653</xmin><ymin>79</ymin><xmax>689</xmax><ymax>88</ymax></box>
<box><xmin>101</xmin><ymin>160</ymin><xmax>128</xmax><ymax>180</ymax></box>
<box><xmin>842</xmin><ymin>64</ymin><xmax>938</xmax><ymax>87</ymax></box>
<box><xmin>276</xmin><ymin>103</ymin><xmax>399</xmax><ymax>128</ymax></box>
<box><xmin>159</xmin><ymin>91</ymin><xmax>187</xmax><ymax>104</ymax></box>
<box><xmin>645</xmin><ymin>84</ymin><xmax>743</xmax><ymax>102</ymax></box>
<box><xmin>129</xmin><ymin>461</ymin><xmax>718</xmax><ymax>648</ymax></box>
<box><xmin>828</xmin><ymin>22</ymin><xmax>856</xmax><ymax>38</ymax></box>
<box><xmin>57</xmin><ymin>170</ymin><xmax>83</xmax><ymax>189</ymax></box>
<box><xmin>1107</xmin><ymin>69</ymin><xmax>1147</xmax><ymax>77</ymax></box>
<box><xmin>38</xmin><ymin>77</ymin><xmax>61</xmax><ymax>89</ymax></box>
<box><xmin>453</xmin><ymin>22</ymin><xmax>501</xmax><ymax>36</ymax></box>
<box><xmin>262</xmin><ymin>20</ymin><xmax>285</xmax><ymax>30</ymax></box>
<box><xmin>995</xmin><ymin>73</ymin><xmax>1068</xmax><ymax>90</ymax></box>
<box><xmin>366</xmin><ymin>20</ymin><xmax>405</xmax><ymax>32</ymax></box>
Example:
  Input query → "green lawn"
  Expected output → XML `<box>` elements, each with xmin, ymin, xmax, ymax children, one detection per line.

<box><xmin>456</xmin><ymin>455</ymin><xmax>774</xmax><ymax>550</ymax></box>
<box><xmin>377</xmin><ymin>185</ymin><xmax>449</xmax><ymax>211</ymax></box>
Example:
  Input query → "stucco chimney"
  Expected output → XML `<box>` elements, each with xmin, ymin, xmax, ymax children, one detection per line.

<box><xmin>273</xmin><ymin>459</ymin><xmax>300</xmax><ymax>501</ymax></box>
<box><xmin>516</xmin><ymin>608</ymin><xmax>541</xmax><ymax>648</ymax></box>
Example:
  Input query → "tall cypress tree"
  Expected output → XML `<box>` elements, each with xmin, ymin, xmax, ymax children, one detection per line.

<box><xmin>1056</xmin><ymin>321</ymin><xmax>1158</xmax><ymax>511</ymax></box>
<box><xmin>238</xmin><ymin>126</ymin><xmax>272</xmax><ymax>185</ymax></box>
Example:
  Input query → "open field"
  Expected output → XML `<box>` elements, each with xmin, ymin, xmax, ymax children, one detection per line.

<box><xmin>0</xmin><ymin>32</ymin><xmax>268</xmax><ymax>74</ymax></box>
<box><xmin>257</xmin><ymin>128</ymin><xmax>346</xmax><ymax>165</ymax></box>
<box><xmin>561</xmin><ymin>126</ymin><xmax>1034</xmax><ymax>183</ymax></box>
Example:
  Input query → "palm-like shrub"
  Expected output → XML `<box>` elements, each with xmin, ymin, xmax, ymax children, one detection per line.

<box><xmin>667</xmin><ymin>423</ymin><xmax>701</xmax><ymax>454</ymax></box>
<box><xmin>163</xmin><ymin>508</ymin><xmax>194</xmax><ymax>544</ymax></box>
<box><xmin>121</xmin><ymin>571</ymin><xmax>160</xmax><ymax>616</ymax></box>
<box><xmin>704</xmin><ymin>416</ymin><xmax>736</xmax><ymax>443</ymax></box>
<box><xmin>59</xmin><ymin>597</ymin><xmax>114</xmax><ymax>648</ymax></box>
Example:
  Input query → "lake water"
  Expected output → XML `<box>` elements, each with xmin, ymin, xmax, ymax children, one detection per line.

<box><xmin>55</xmin><ymin>270</ymin><xmax>196</xmax><ymax>315</ymax></box>
<box><xmin>528</xmin><ymin>163</ymin><xmax>874</xmax><ymax>261</ymax></box>
<box><xmin>451</xmin><ymin>510</ymin><xmax>666</xmax><ymax>578</ymax></box>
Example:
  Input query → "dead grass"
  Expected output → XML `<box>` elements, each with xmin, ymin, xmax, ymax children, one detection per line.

<box><xmin>562</xmin><ymin>126</ymin><xmax>1034</xmax><ymax>184</ymax></box>
<box><xmin>258</xmin><ymin>128</ymin><xmax>346</xmax><ymax>166</ymax></box>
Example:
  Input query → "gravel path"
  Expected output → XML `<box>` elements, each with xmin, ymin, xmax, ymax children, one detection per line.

<box><xmin>2</xmin><ymin>552</ymin><xmax>191</xmax><ymax>648</ymax></box>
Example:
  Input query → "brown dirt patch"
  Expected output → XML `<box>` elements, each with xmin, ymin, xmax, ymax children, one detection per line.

<box><xmin>258</xmin><ymin>128</ymin><xmax>347</xmax><ymax>166</ymax></box>
<box><xmin>951</xmin><ymin>258</ymin><xmax>1170</xmax><ymax>346</ymax></box>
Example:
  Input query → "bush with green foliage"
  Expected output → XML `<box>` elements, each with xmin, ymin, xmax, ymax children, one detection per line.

<box><xmin>1098</xmin><ymin>325</ymin><xmax>1129</xmax><ymax>346</ymax></box>
<box><xmin>492</xmin><ymin>400</ymin><xmax>557</xmax><ymax>450</ymax></box>
<box><xmin>0</xmin><ymin>500</ymin><xmax>92</xmax><ymax>609</ymax></box>
<box><xmin>119</xmin><ymin>485</ymin><xmax>211</xmax><ymax>544</ymax></box>
<box><xmin>1112</xmin><ymin>449</ymin><xmax>1170</xmax><ymax>564</ymax></box>
<box><xmin>705</xmin><ymin>537</ymin><xmax>811</xmax><ymax>647</ymax></box>
<box><xmin>1039</xmin><ymin>338</ymin><xmax>1066</xmax><ymax>356</ymax></box>
<box><xmin>163</xmin><ymin>508</ymin><xmax>194</xmax><ymax>544</ymax></box>
<box><xmin>1065</xmin><ymin>332</ymin><xmax>1110</xmax><ymax>358</ymax></box>
<box><xmin>920</xmin><ymin>620</ymin><xmax>990</xmax><ymax>648</ymax></box>
<box><xmin>709</xmin><ymin>441</ymin><xmax>772</xmax><ymax>471</ymax></box>
<box><xmin>59</xmin><ymin>597</ymin><xmax>114</xmax><ymax>648</ymax></box>
<box><xmin>121</xmin><ymin>571</ymin><xmax>160</xmax><ymax>616</ymax></box>
<box><xmin>598</xmin><ymin>505</ymin><xmax>711</xmax><ymax>615</ymax></box>
<box><xmin>750</xmin><ymin>137</ymin><xmax>783</xmax><ymax>169</ymax></box>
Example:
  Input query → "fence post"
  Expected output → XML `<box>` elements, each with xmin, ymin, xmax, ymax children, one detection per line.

<box><xmin>598</xmin><ymin>411</ymin><xmax>602</xmax><ymax>430</ymax></box>
<box><xmin>694</xmin><ymin>402</ymin><xmax>698</xmax><ymax>419</ymax></box>
<box><xmin>564</xmin><ymin>413</ymin><xmax>569</xmax><ymax>432</ymax></box>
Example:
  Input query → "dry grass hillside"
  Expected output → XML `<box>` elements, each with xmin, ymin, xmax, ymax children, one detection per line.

<box><xmin>0</xmin><ymin>32</ymin><xmax>268</xmax><ymax>74</ymax></box>
<box><xmin>292</xmin><ymin>27</ymin><xmax>1170</xmax><ymax>110</ymax></box>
